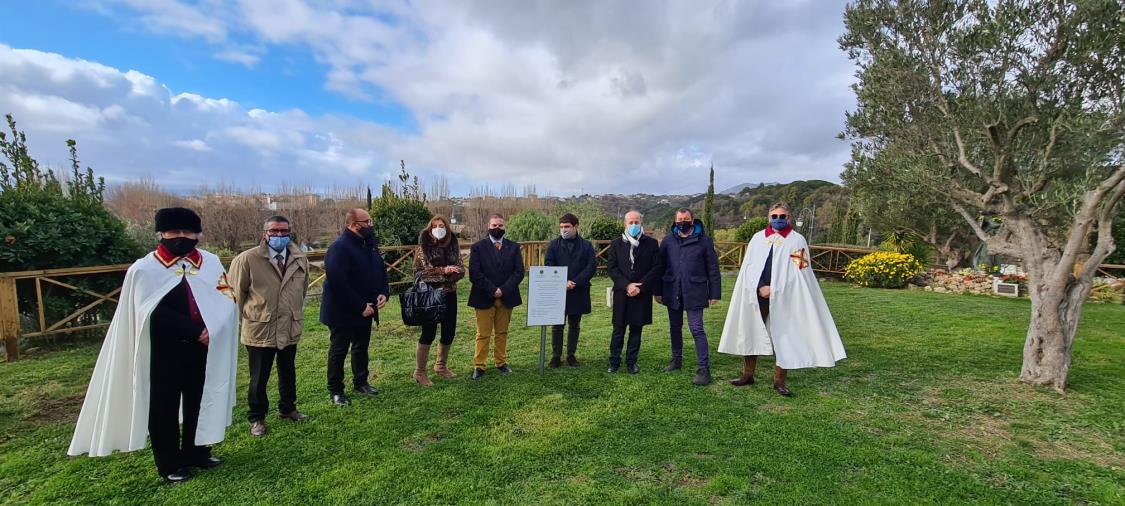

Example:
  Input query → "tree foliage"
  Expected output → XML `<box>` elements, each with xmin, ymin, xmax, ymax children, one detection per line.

<box><xmin>840</xmin><ymin>0</ymin><xmax>1125</xmax><ymax>390</ymax></box>
<box><xmin>703</xmin><ymin>164</ymin><xmax>715</xmax><ymax>234</ymax></box>
<box><xmin>505</xmin><ymin>209</ymin><xmax>556</xmax><ymax>242</ymax></box>
<box><xmin>735</xmin><ymin>217</ymin><xmax>769</xmax><ymax>243</ymax></box>
<box><xmin>371</xmin><ymin>161</ymin><xmax>433</xmax><ymax>246</ymax></box>
<box><xmin>0</xmin><ymin>114</ymin><xmax>142</xmax><ymax>271</ymax></box>
<box><xmin>0</xmin><ymin>114</ymin><xmax>145</xmax><ymax>341</ymax></box>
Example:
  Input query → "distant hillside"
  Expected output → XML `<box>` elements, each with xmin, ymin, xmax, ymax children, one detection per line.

<box><xmin>669</xmin><ymin>180</ymin><xmax>850</xmax><ymax>241</ymax></box>
<box><xmin>719</xmin><ymin>182</ymin><xmax>779</xmax><ymax>195</ymax></box>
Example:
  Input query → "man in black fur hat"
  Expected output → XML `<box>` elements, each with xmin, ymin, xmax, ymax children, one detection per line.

<box><xmin>69</xmin><ymin>207</ymin><xmax>239</xmax><ymax>484</ymax></box>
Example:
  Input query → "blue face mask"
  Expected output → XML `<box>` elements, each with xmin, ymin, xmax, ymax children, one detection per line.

<box><xmin>626</xmin><ymin>224</ymin><xmax>642</xmax><ymax>237</ymax></box>
<box><xmin>268</xmin><ymin>236</ymin><xmax>290</xmax><ymax>252</ymax></box>
<box><xmin>770</xmin><ymin>217</ymin><xmax>789</xmax><ymax>231</ymax></box>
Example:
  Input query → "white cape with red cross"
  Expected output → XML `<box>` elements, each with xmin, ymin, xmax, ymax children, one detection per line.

<box><xmin>717</xmin><ymin>228</ymin><xmax>846</xmax><ymax>369</ymax></box>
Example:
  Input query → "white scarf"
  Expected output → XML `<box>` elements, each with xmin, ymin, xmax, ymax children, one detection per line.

<box><xmin>622</xmin><ymin>228</ymin><xmax>642</xmax><ymax>265</ymax></box>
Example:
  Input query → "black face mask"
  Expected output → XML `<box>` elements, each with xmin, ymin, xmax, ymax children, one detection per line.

<box><xmin>676</xmin><ymin>221</ymin><xmax>694</xmax><ymax>233</ymax></box>
<box><xmin>358</xmin><ymin>226</ymin><xmax>375</xmax><ymax>240</ymax></box>
<box><xmin>489</xmin><ymin>228</ymin><xmax>505</xmax><ymax>240</ymax></box>
<box><xmin>160</xmin><ymin>237</ymin><xmax>198</xmax><ymax>257</ymax></box>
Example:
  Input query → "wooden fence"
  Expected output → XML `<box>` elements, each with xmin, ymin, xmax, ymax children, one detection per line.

<box><xmin>8</xmin><ymin>242</ymin><xmax>1118</xmax><ymax>361</ymax></box>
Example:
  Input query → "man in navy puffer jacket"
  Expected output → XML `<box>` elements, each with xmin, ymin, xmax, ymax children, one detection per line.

<box><xmin>655</xmin><ymin>208</ymin><xmax>721</xmax><ymax>385</ymax></box>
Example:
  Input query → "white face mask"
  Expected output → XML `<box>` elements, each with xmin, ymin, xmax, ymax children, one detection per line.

<box><xmin>560</xmin><ymin>228</ymin><xmax>575</xmax><ymax>240</ymax></box>
<box><xmin>431</xmin><ymin>227</ymin><xmax>447</xmax><ymax>240</ymax></box>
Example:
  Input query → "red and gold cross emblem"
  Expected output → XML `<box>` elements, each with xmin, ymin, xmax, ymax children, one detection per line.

<box><xmin>789</xmin><ymin>248</ymin><xmax>809</xmax><ymax>270</ymax></box>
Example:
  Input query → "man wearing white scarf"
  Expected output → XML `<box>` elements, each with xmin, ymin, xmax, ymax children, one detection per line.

<box><xmin>605</xmin><ymin>211</ymin><xmax>664</xmax><ymax>374</ymax></box>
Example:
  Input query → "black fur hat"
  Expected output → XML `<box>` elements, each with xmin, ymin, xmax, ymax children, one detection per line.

<box><xmin>154</xmin><ymin>207</ymin><xmax>202</xmax><ymax>233</ymax></box>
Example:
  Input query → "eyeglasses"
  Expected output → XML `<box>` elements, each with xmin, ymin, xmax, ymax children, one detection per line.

<box><xmin>770</xmin><ymin>214</ymin><xmax>787</xmax><ymax>219</ymax></box>
<box><xmin>266</xmin><ymin>229</ymin><xmax>291</xmax><ymax>237</ymax></box>
<box><xmin>352</xmin><ymin>219</ymin><xmax>372</xmax><ymax>226</ymax></box>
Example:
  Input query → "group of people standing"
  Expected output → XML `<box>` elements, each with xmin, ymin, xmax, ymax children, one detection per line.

<box><xmin>67</xmin><ymin>201</ymin><xmax>846</xmax><ymax>483</ymax></box>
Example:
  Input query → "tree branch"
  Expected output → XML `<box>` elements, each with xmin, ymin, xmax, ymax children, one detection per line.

<box><xmin>953</xmin><ymin>128</ymin><xmax>985</xmax><ymax>177</ymax></box>
<box><xmin>1079</xmin><ymin>178</ymin><xmax>1125</xmax><ymax>280</ymax></box>
<box><xmin>1058</xmin><ymin>163</ymin><xmax>1125</xmax><ymax>284</ymax></box>
<box><xmin>949</xmin><ymin>201</ymin><xmax>1021</xmax><ymax>258</ymax></box>
<box><xmin>1026</xmin><ymin>117</ymin><xmax>1060</xmax><ymax>196</ymax></box>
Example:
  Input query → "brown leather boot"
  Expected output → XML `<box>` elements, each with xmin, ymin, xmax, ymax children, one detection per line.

<box><xmin>413</xmin><ymin>344</ymin><xmax>434</xmax><ymax>386</ymax></box>
<box><xmin>730</xmin><ymin>356</ymin><xmax>757</xmax><ymax>386</ymax></box>
<box><xmin>434</xmin><ymin>344</ymin><xmax>457</xmax><ymax>379</ymax></box>
<box><xmin>773</xmin><ymin>366</ymin><xmax>792</xmax><ymax>397</ymax></box>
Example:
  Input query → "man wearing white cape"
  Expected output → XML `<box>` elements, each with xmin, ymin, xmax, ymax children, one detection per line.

<box><xmin>718</xmin><ymin>202</ymin><xmax>846</xmax><ymax>396</ymax></box>
<box><xmin>68</xmin><ymin>207</ymin><xmax>238</xmax><ymax>483</ymax></box>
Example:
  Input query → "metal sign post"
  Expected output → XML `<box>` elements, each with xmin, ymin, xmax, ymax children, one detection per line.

<box><xmin>527</xmin><ymin>266</ymin><xmax>568</xmax><ymax>377</ymax></box>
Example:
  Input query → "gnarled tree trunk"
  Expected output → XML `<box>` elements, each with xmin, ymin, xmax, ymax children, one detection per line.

<box><xmin>1019</xmin><ymin>277</ymin><xmax>1092</xmax><ymax>391</ymax></box>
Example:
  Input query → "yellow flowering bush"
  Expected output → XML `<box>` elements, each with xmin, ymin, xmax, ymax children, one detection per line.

<box><xmin>844</xmin><ymin>251</ymin><xmax>924</xmax><ymax>288</ymax></box>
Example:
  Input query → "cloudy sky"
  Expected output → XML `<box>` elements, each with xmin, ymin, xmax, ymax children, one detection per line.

<box><xmin>0</xmin><ymin>0</ymin><xmax>855</xmax><ymax>196</ymax></box>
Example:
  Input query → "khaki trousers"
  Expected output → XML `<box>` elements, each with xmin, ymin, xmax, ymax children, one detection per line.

<box><xmin>473</xmin><ymin>299</ymin><xmax>513</xmax><ymax>368</ymax></box>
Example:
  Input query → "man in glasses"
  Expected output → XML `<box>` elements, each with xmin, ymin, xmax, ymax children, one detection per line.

<box><xmin>229</xmin><ymin>216</ymin><xmax>311</xmax><ymax>437</ymax></box>
<box><xmin>320</xmin><ymin>209</ymin><xmax>390</xmax><ymax>405</ymax></box>
<box><xmin>717</xmin><ymin>202</ymin><xmax>846</xmax><ymax>396</ymax></box>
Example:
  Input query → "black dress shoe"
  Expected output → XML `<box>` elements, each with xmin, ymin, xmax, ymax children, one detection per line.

<box><xmin>627</xmin><ymin>364</ymin><xmax>640</xmax><ymax>374</ymax></box>
<box><xmin>163</xmin><ymin>468</ymin><xmax>192</xmax><ymax>484</ymax></box>
<box><xmin>662</xmin><ymin>359</ymin><xmax>682</xmax><ymax>372</ymax></box>
<box><xmin>354</xmin><ymin>384</ymin><xmax>380</xmax><ymax>396</ymax></box>
<box><xmin>191</xmin><ymin>457</ymin><xmax>222</xmax><ymax>469</ymax></box>
<box><xmin>472</xmin><ymin>367</ymin><xmax>486</xmax><ymax>380</ymax></box>
<box><xmin>773</xmin><ymin>383</ymin><xmax>794</xmax><ymax>397</ymax></box>
<box><xmin>607</xmin><ymin>365</ymin><xmax>619</xmax><ymax>373</ymax></box>
<box><xmin>330</xmin><ymin>393</ymin><xmax>350</xmax><ymax>406</ymax></box>
<box><xmin>693</xmin><ymin>367</ymin><xmax>712</xmax><ymax>386</ymax></box>
<box><xmin>497</xmin><ymin>364</ymin><xmax>513</xmax><ymax>374</ymax></box>
<box><xmin>566</xmin><ymin>356</ymin><xmax>581</xmax><ymax>367</ymax></box>
<box><xmin>548</xmin><ymin>356</ymin><xmax>561</xmax><ymax>368</ymax></box>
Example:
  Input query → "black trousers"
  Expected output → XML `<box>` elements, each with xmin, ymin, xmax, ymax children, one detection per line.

<box><xmin>419</xmin><ymin>291</ymin><xmax>458</xmax><ymax>346</ymax></box>
<box><xmin>149</xmin><ymin>340</ymin><xmax>210</xmax><ymax>476</ymax></box>
<box><xmin>551</xmin><ymin>314</ymin><xmax>582</xmax><ymax>358</ymax></box>
<box><xmin>609</xmin><ymin>324</ymin><xmax>643</xmax><ymax>368</ymax></box>
<box><xmin>327</xmin><ymin>324</ymin><xmax>372</xmax><ymax>395</ymax></box>
<box><xmin>246</xmin><ymin>344</ymin><xmax>298</xmax><ymax>422</ymax></box>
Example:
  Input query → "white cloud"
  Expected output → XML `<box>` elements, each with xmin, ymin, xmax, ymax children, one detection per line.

<box><xmin>213</xmin><ymin>49</ymin><xmax>260</xmax><ymax>67</ymax></box>
<box><xmin>0</xmin><ymin>44</ymin><xmax>403</xmax><ymax>191</ymax></box>
<box><xmin>2</xmin><ymin>0</ymin><xmax>859</xmax><ymax>195</ymax></box>
<box><xmin>173</xmin><ymin>139</ymin><xmax>211</xmax><ymax>151</ymax></box>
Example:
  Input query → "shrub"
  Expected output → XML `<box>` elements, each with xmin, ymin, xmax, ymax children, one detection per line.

<box><xmin>844</xmin><ymin>251</ymin><xmax>924</xmax><ymax>288</ymax></box>
<box><xmin>712</xmin><ymin>228</ymin><xmax>739</xmax><ymax>242</ymax></box>
<box><xmin>587</xmin><ymin>214</ymin><xmax>622</xmax><ymax>241</ymax></box>
<box><xmin>0</xmin><ymin>115</ymin><xmax>143</xmax><ymax>271</ymax></box>
<box><xmin>0</xmin><ymin>114</ymin><xmax>145</xmax><ymax>341</ymax></box>
<box><xmin>369</xmin><ymin>194</ymin><xmax>432</xmax><ymax>247</ymax></box>
<box><xmin>735</xmin><ymin>217</ymin><xmax>769</xmax><ymax>242</ymax></box>
<box><xmin>505</xmin><ymin>209</ymin><xmax>555</xmax><ymax>242</ymax></box>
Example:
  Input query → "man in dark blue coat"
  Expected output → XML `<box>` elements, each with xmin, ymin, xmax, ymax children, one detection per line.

<box><xmin>320</xmin><ymin>208</ymin><xmax>390</xmax><ymax>405</ymax></box>
<box><xmin>655</xmin><ymin>208</ymin><xmax>721</xmax><ymax>385</ymax></box>
<box><xmin>467</xmin><ymin>213</ymin><xmax>525</xmax><ymax>380</ymax></box>
<box><xmin>544</xmin><ymin>213</ymin><xmax>597</xmax><ymax>368</ymax></box>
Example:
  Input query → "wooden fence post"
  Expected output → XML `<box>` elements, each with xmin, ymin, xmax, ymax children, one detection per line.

<box><xmin>0</xmin><ymin>277</ymin><xmax>20</xmax><ymax>361</ymax></box>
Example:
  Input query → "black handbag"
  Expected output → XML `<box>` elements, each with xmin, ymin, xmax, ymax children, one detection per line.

<box><xmin>399</xmin><ymin>273</ymin><xmax>447</xmax><ymax>326</ymax></box>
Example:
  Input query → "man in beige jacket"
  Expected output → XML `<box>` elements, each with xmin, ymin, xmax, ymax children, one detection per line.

<box><xmin>229</xmin><ymin>215</ymin><xmax>310</xmax><ymax>437</ymax></box>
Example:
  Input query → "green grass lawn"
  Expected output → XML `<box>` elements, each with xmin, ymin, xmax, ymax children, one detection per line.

<box><xmin>1</xmin><ymin>276</ymin><xmax>1123</xmax><ymax>505</ymax></box>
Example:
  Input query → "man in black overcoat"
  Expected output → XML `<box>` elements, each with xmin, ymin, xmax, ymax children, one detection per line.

<box><xmin>606</xmin><ymin>210</ymin><xmax>664</xmax><ymax>374</ymax></box>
